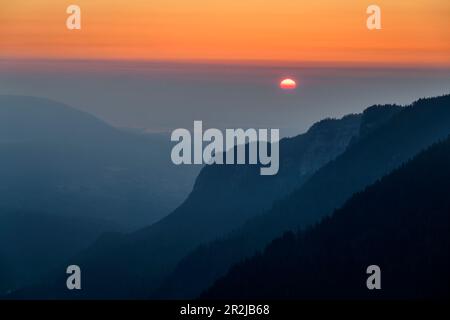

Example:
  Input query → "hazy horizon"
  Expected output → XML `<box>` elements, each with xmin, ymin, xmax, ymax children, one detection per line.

<box><xmin>1</xmin><ymin>59</ymin><xmax>449</xmax><ymax>137</ymax></box>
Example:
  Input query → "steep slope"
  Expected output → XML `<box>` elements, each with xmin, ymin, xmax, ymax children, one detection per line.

<box><xmin>204</xmin><ymin>136</ymin><xmax>450</xmax><ymax>299</ymax></box>
<box><xmin>157</xmin><ymin>95</ymin><xmax>449</xmax><ymax>299</ymax></box>
<box><xmin>0</xmin><ymin>95</ymin><xmax>200</xmax><ymax>228</ymax></box>
<box><xmin>16</xmin><ymin>112</ymin><xmax>362</xmax><ymax>298</ymax></box>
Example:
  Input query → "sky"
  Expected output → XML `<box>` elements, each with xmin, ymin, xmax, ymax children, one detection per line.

<box><xmin>0</xmin><ymin>1</ymin><xmax>449</xmax><ymax>136</ymax></box>
<box><xmin>0</xmin><ymin>0</ymin><xmax>449</xmax><ymax>65</ymax></box>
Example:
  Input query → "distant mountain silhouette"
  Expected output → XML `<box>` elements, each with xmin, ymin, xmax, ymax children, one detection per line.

<box><xmin>0</xmin><ymin>95</ymin><xmax>200</xmax><ymax>228</ymax></box>
<box><xmin>157</xmin><ymin>95</ymin><xmax>450</xmax><ymax>299</ymax></box>
<box><xmin>0</xmin><ymin>95</ymin><xmax>200</xmax><ymax>295</ymax></box>
<box><xmin>14</xmin><ymin>111</ymin><xmax>362</xmax><ymax>299</ymax></box>
<box><xmin>203</xmin><ymin>136</ymin><xmax>450</xmax><ymax>299</ymax></box>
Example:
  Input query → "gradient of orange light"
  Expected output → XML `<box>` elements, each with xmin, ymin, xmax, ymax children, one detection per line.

<box><xmin>0</xmin><ymin>0</ymin><xmax>449</xmax><ymax>65</ymax></box>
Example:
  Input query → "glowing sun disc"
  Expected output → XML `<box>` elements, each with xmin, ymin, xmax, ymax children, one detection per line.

<box><xmin>280</xmin><ymin>78</ymin><xmax>297</xmax><ymax>90</ymax></box>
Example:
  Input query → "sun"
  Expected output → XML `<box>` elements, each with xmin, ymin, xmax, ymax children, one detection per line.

<box><xmin>280</xmin><ymin>78</ymin><xmax>297</xmax><ymax>90</ymax></box>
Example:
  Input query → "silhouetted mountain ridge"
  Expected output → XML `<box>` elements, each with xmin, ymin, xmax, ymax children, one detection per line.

<box><xmin>0</xmin><ymin>95</ymin><xmax>200</xmax><ymax>228</ymax></box>
<box><xmin>13</xmin><ymin>108</ymin><xmax>362</xmax><ymax>298</ymax></box>
<box><xmin>157</xmin><ymin>94</ymin><xmax>450</xmax><ymax>299</ymax></box>
<box><xmin>0</xmin><ymin>95</ymin><xmax>200</xmax><ymax>294</ymax></box>
<box><xmin>9</xmin><ymin>94</ymin><xmax>450</xmax><ymax>299</ymax></box>
<box><xmin>203</xmin><ymin>135</ymin><xmax>450</xmax><ymax>299</ymax></box>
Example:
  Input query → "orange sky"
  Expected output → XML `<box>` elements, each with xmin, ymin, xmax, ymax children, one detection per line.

<box><xmin>0</xmin><ymin>0</ymin><xmax>449</xmax><ymax>66</ymax></box>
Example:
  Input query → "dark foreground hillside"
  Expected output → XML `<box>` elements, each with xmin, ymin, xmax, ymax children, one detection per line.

<box><xmin>204</xmin><ymin>136</ymin><xmax>450</xmax><ymax>299</ymax></box>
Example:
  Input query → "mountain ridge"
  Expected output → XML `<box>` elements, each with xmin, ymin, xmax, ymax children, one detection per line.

<box><xmin>11</xmin><ymin>107</ymin><xmax>363</xmax><ymax>299</ymax></box>
<box><xmin>203</xmin><ymin>135</ymin><xmax>450</xmax><ymax>299</ymax></box>
<box><xmin>0</xmin><ymin>95</ymin><xmax>200</xmax><ymax>228</ymax></box>
<box><xmin>157</xmin><ymin>94</ymin><xmax>450</xmax><ymax>299</ymax></box>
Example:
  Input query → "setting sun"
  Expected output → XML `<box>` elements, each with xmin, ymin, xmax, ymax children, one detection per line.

<box><xmin>280</xmin><ymin>79</ymin><xmax>297</xmax><ymax>90</ymax></box>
